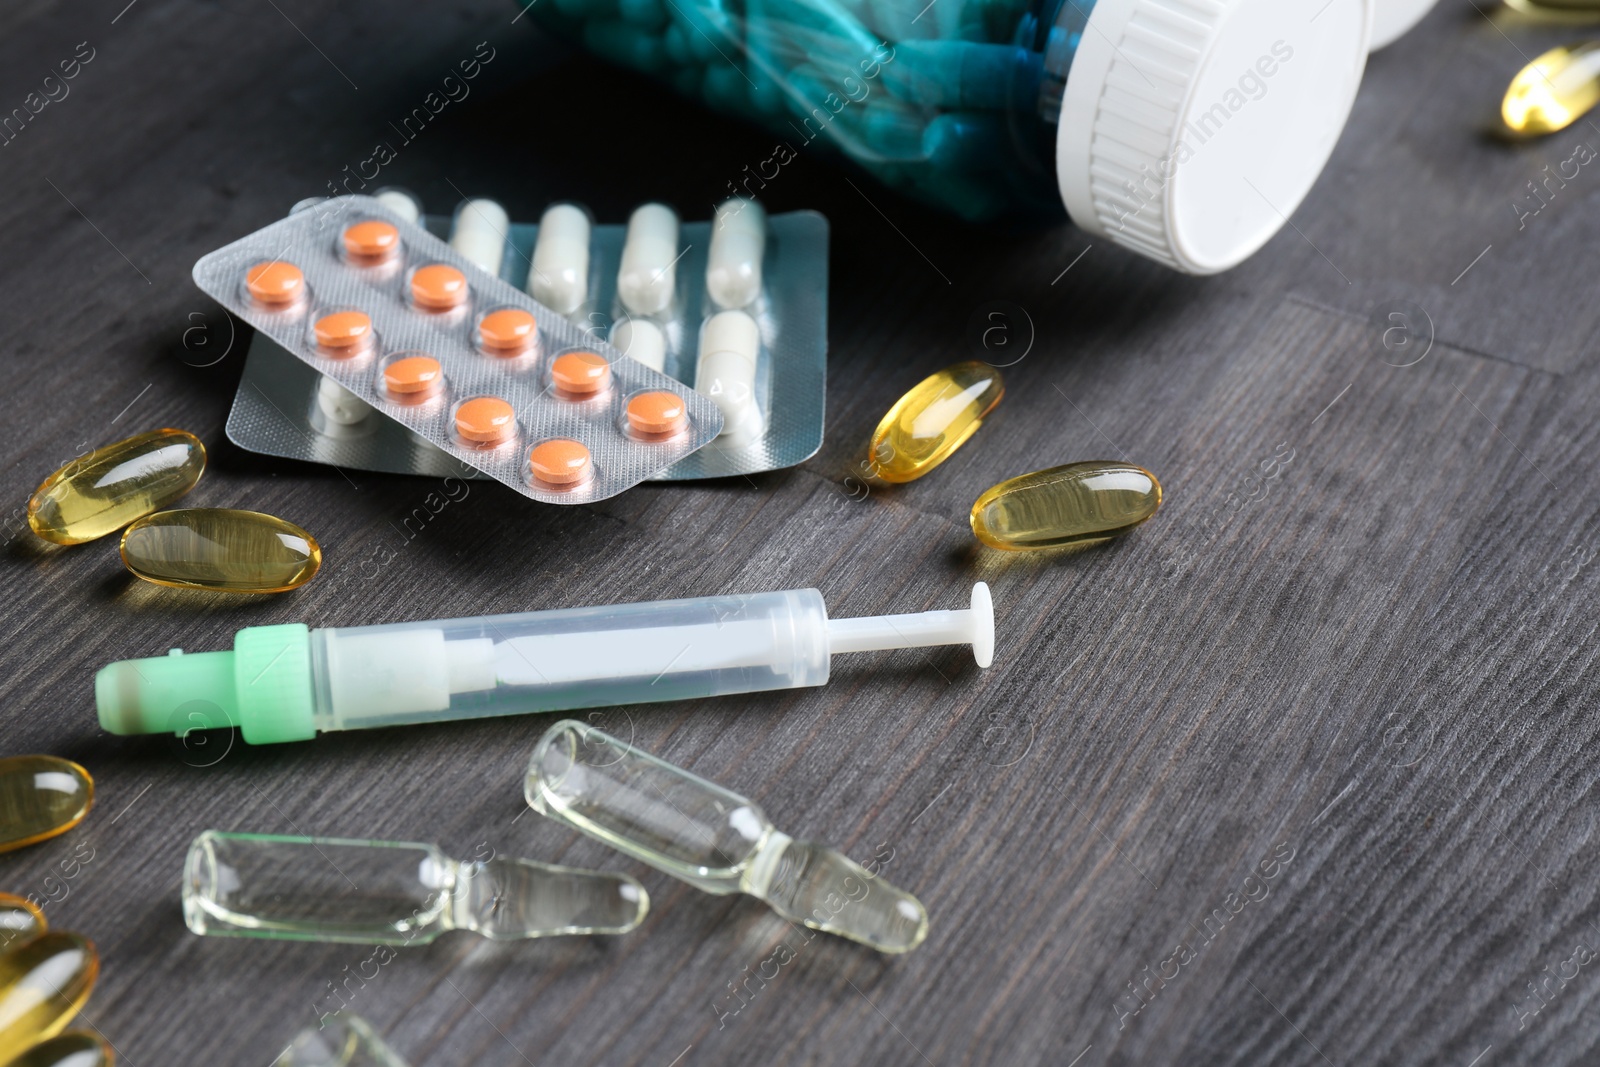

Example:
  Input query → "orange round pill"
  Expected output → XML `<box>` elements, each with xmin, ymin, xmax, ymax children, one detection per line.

<box><xmin>245</xmin><ymin>261</ymin><xmax>304</xmax><ymax>305</ymax></box>
<box><xmin>528</xmin><ymin>438</ymin><xmax>591</xmax><ymax>487</ymax></box>
<box><xmin>479</xmin><ymin>308</ymin><xmax>537</xmax><ymax>351</ymax></box>
<box><xmin>455</xmin><ymin>396</ymin><xmax>516</xmax><ymax>444</ymax></box>
<box><xmin>383</xmin><ymin>355</ymin><xmax>443</xmax><ymax>397</ymax></box>
<box><xmin>342</xmin><ymin>220</ymin><xmax>400</xmax><ymax>259</ymax></box>
<box><xmin>626</xmin><ymin>391</ymin><xmax>688</xmax><ymax>437</ymax></box>
<box><xmin>410</xmin><ymin>264</ymin><xmax>468</xmax><ymax>309</ymax></box>
<box><xmin>313</xmin><ymin>310</ymin><xmax>372</xmax><ymax>351</ymax></box>
<box><xmin>550</xmin><ymin>351</ymin><xmax>611</xmax><ymax>397</ymax></box>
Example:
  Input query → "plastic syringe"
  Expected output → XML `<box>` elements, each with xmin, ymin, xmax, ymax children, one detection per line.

<box><xmin>95</xmin><ymin>584</ymin><xmax>995</xmax><ymax>744</ymax></box>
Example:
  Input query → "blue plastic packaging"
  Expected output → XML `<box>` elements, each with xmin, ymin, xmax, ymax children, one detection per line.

<box><xmin>528</xmin><ymin>0</ymin><xmax>1378</xmax><ymax>274</ymax></box>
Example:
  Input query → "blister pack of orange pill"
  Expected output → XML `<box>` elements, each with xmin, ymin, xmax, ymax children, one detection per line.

<box><xmin>224</xmin><ymin>192</ymin><xmax>828</xmax><ymax>484</ymax></box>
<box><xmin>193</xmin><ymin>194</ymin><xmax>724</xmax><ymax>503</ymax></box>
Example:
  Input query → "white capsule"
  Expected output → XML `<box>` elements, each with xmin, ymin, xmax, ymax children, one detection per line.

<box><xmin>707</xmin><ymin>198</ymin><xmax>766</xmax><ymax>309</ymax></box>
<box><xmin>528</xmin><ymin>203</ymin><xmax>591</xmax><ymax>315</ymax></box>
<box><xmin>611</xmin><ymin>317</ymin><xmax>666</xmax><ymax>373</ymax></box>
<box><xmin>617</xmin><ymin>203</ymin><xmax>679</xmax><ymax>316</ymax></box>
<box><xmin>374</xmin><ymin>188</ymin><xmax>423</xmax><ymax>224</ymax></box>
<box><xmin>696</xmin><ymin>310</ymin><xmax>763</xmax><ymax>439</ymax></box>
<box><xmin>450</xmin><ymin>198</ymin><xmax>510</xmax><ymax>276</ymax></box>
<box><xmin>317</xmin><ymin>375</ymin><xmax>373</xmax><ymax>426</ymax></box>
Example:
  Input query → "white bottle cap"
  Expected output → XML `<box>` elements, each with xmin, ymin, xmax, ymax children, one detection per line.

<box><xmin>1056</xmin><ymin>0</ymin><xmax>1373</xmax><ymax>275</ymax></box>
<box><xmin>1369</xmin><ymin>0</ymin><xmax>1438</xmax><ymax>51</ymax></box>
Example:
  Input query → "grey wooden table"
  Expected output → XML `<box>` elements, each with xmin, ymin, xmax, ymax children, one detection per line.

<box><xmin>2</xmin><ymin>1</ymin><xmax>1596</xmax><ymax>1064</ymax></box>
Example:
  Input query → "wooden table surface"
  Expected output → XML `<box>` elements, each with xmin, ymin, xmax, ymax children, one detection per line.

<box><xmin>3</xmin><ymin>1</ymin><xmax>1597</xmax><ymax>1064</ymax></box>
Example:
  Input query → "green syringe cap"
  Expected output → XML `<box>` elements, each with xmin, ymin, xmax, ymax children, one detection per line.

<box><xmin>95</xmin><ymin>624</ymin><xmax>316</xmax><ymax>745</ymax></box>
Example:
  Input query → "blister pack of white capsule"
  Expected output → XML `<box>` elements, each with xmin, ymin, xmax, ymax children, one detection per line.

<box><xmin>195</xmin><ymin>194</ymin><xmax>724</xmax><ymax>504</ymax></box>
<box><xmin>224</xmin><ymin>191</ymin><xmax>828</xmax><ymax>483</ymax></box>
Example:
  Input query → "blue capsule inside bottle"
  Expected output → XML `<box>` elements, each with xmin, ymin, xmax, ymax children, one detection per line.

<box><xmin>532</xmin><ymin>0</ymin><xmax>1381</xmax><ymax>276</ymax></box>
<box><xmin>532</xmin><ymin>0</ymin><xmax>1100</xmax><ymax>221</ymax></box>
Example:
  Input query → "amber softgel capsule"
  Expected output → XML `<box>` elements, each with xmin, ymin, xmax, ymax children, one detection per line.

<box><xmin>869</xmin><ymin>361</ymin><xmax>1004</xmax><ymax>484</ymax></box>
<box><xmin>0</xmin><ymin>933</ymin><xmax>100</xmax><ymax>1060</ymax></box>
<box><xmin>971</xmin><ymin>462</ymin><xmax>1163</xmax><ymax>551</ymax></box>
<box><xmin>28</xmin><ymin>429</ymin><xmax>205</xmax><ymax>545</ymax></box>
<box><xmin>1504</xmin><ymin>41</ymin><xmax>1600</xmax><ymax>135</ymax></box>
<box><xmin>0</xmin><ymin>895</ymin><xmax>45</xmax><ymax>954</ymax></box>
<box><xmin>120</xmin><ymin>508</ymin><xmax>321</xmax><ymax>593</ymax></box>
<box><xmin>5</xmin><ymin>1031</ymin><xmax>115</xmax><ymax>1067</ymax></box>
<box><xmin>0</xmin><ymin>756</ymin><xmax>93</xmax><ymax>853</ymax></box>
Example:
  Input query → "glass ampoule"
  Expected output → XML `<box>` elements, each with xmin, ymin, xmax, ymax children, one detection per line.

<box><xmin>525</xmin><ymin>720</ymin><xmax>928</xmax><ymax>954</ymax></box>
<box><xmin>275</xmin><ymin>1014</ymin><xmax>410</xmax><ymax>1067</ymax></box>
<box><xmin>183</xmin><ymin>831</ymin><xmax>647</xmax><ymax>944</ymax></box>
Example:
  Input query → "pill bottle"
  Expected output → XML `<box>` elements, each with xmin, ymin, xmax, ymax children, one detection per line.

<box><xmin>532</xmin><ymin>0</ymin><xmax>1377</xmax><ymax>274</ymax></box>
<box><xmin>1370</xmin><ymin>0</ymin><xmax>1438</xmax><ymax>51</ymax></box>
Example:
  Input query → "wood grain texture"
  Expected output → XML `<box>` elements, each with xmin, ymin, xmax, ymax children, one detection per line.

<box><xmin>0</xmin><ymin>1</ymin><xmax>1596</xmax><ymax>1064</ymax></box>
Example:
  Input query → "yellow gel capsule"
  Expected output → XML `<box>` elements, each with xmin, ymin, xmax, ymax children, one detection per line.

<box><xmin>0</xmin><ymin>933</ymin><xmax>99</xmax><ymax>1061</ymax></box>
<box><xmin>119</xmin><ymin>508</ymin><xmax>322</xmax><ymax>594</ymax></box>
<box><xmin>0</xmin><ymin>757</ymin><xmax>93</xmax><ymax>854</ymax></box>
<box><xmin>0</xmin><ymin>896</ymin><xmax>45</xmax><ymax>956</ymax></box>
<box><xmin>28</xmin><ymin>429</ymin><xmax>206</xmax><ymax>546</ymax></box>
<box><xmin>970</xmin><ymin>462</ymin><xmax>1163</xmax><ymax>550</ymax></box>
<box><xmin>869</xmin><ymin>361</ymin><xmax>1004</xmax><ymax>483</ymax></box>
<box><xmin>5</xmin><ymin>1031</ymin><xmax>114</xmax><ymax>1067</ymax></box>
<box><xmin>1503</xmin><ymin>42</ymin><xmax>1600</xmax><ymax>134</ymax></box>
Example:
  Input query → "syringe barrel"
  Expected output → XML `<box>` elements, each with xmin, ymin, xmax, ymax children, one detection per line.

<box><xmin>310</xmin><ymin>589</ymin><xmax>831</xmax><ymax>732</ymax></box>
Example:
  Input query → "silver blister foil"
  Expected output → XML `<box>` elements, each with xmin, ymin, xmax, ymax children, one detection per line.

<box><xmin>198</xmin><ymin>195</ymin><xmax>724</xmax><ymax>503</ymax></box>
<box><xmin>225</xmin><ymin>201</ymin><xmax>827</xmax><ymax>483</ymax></box>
